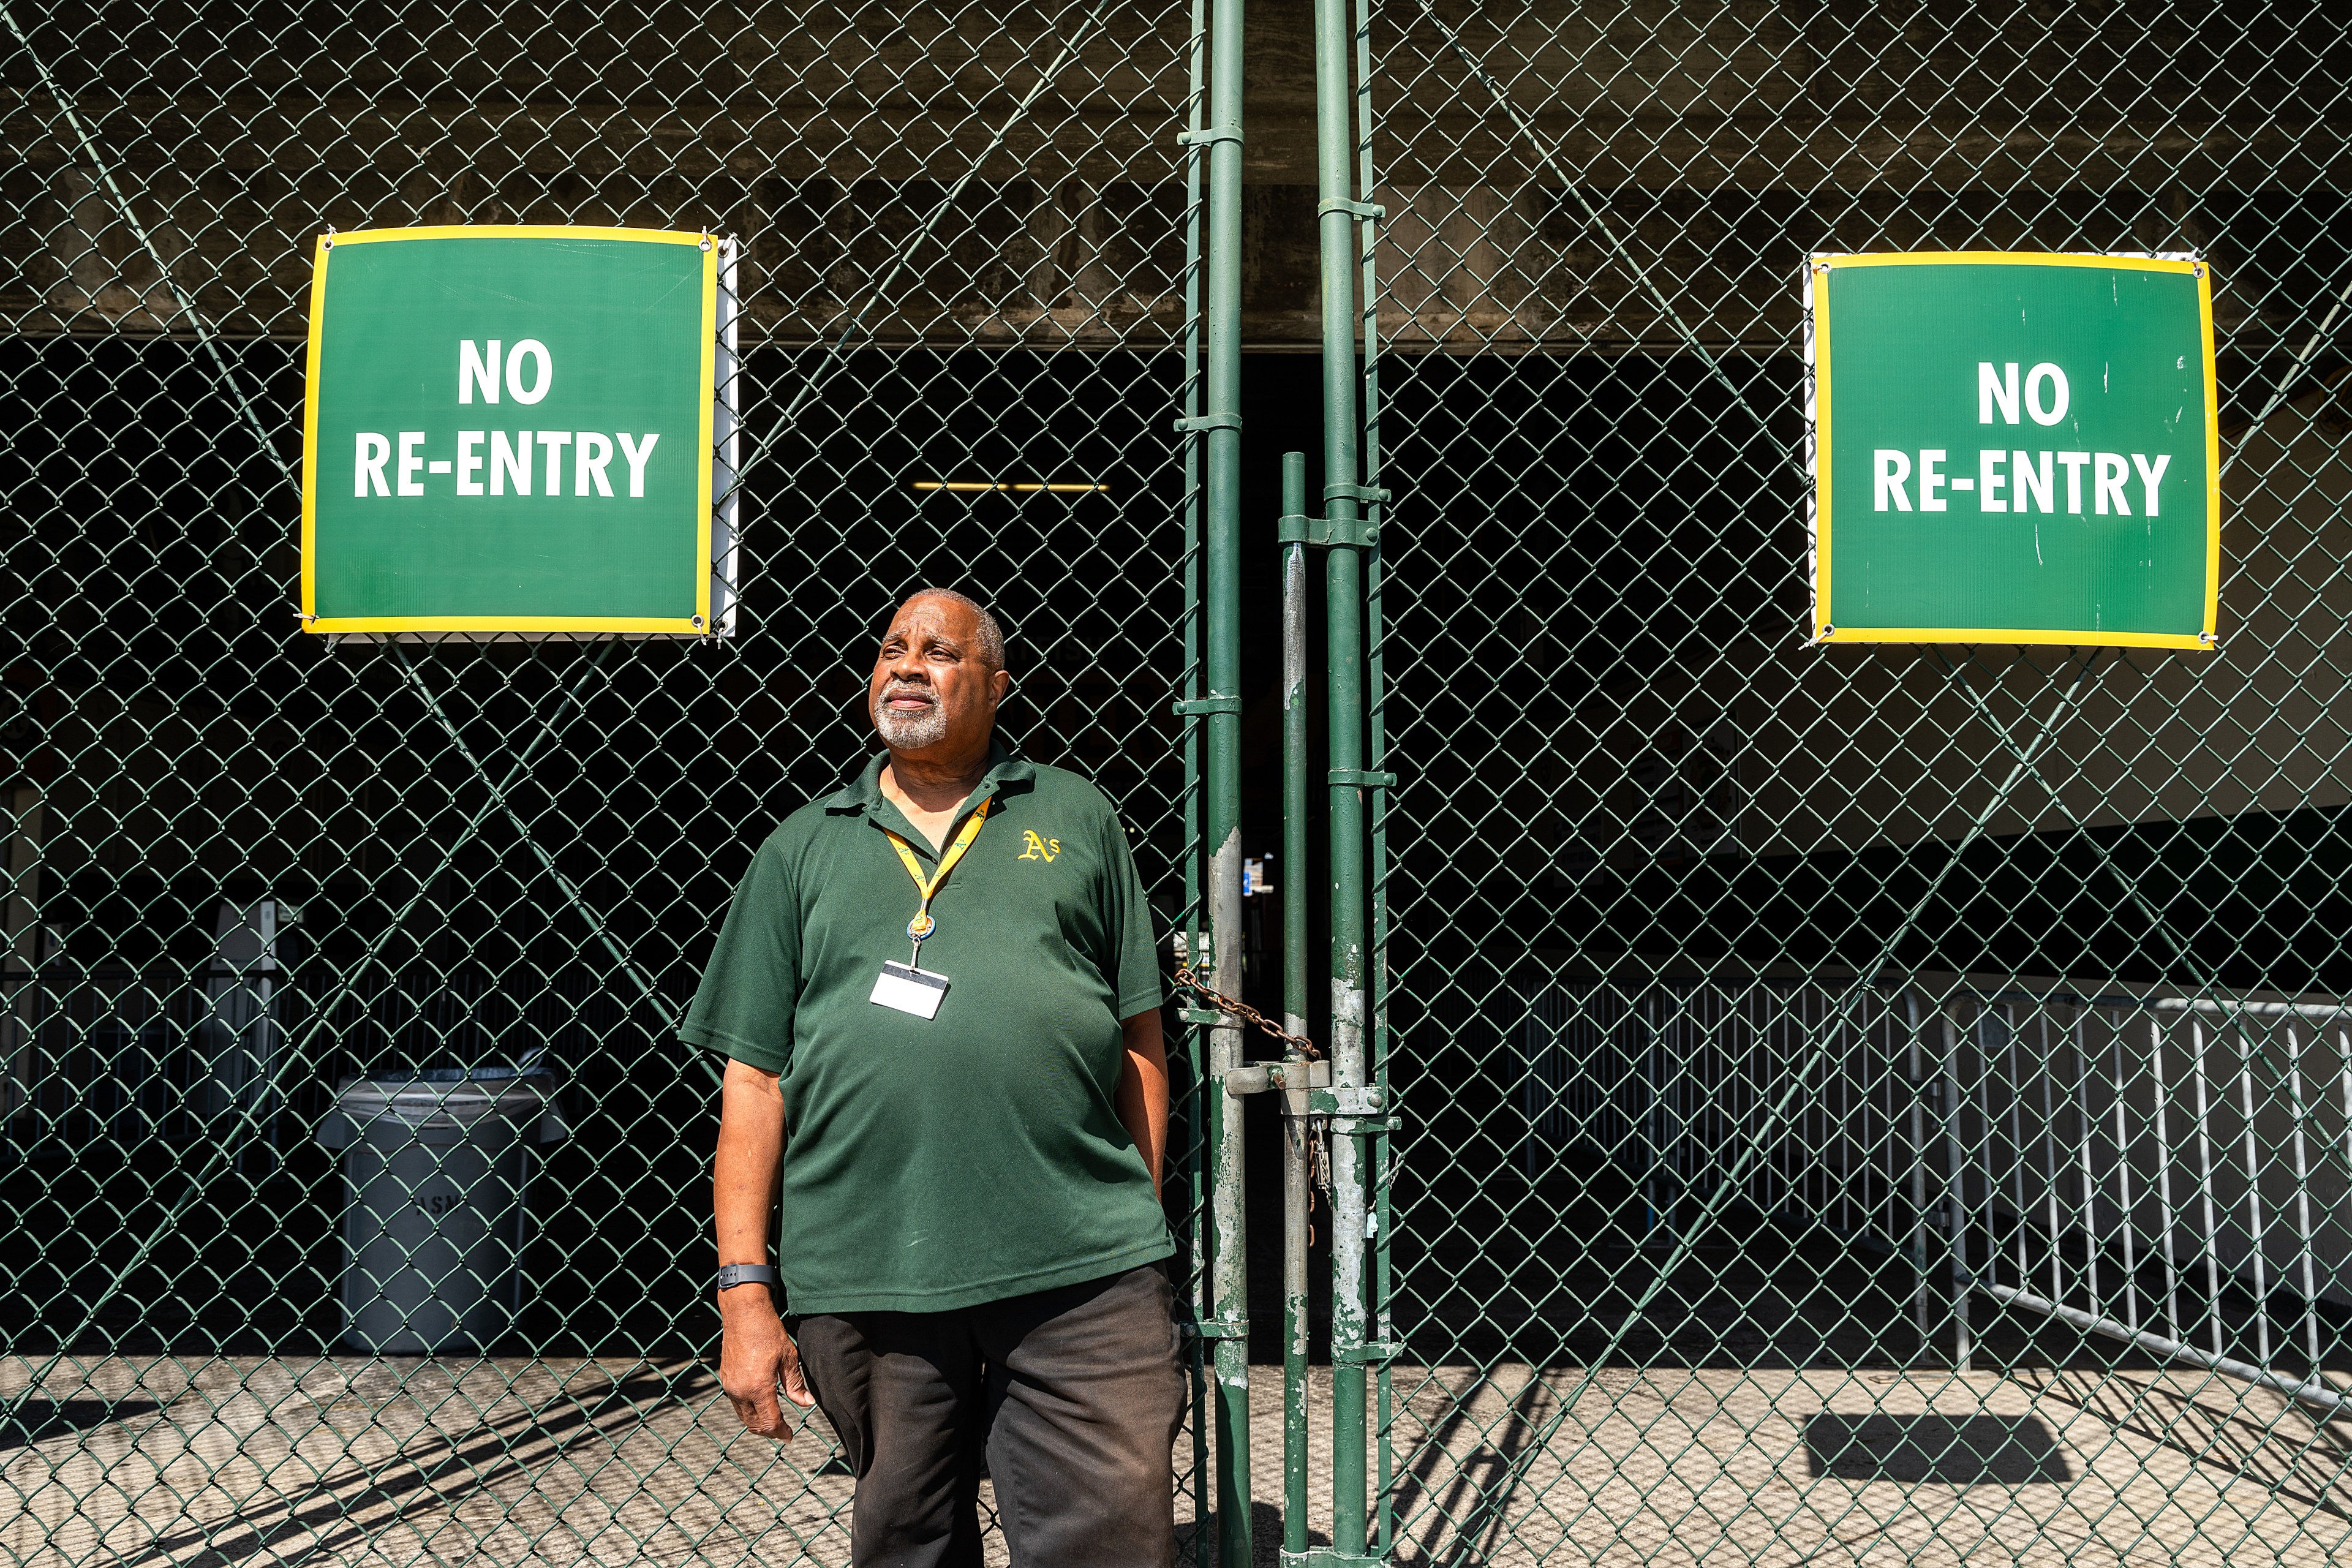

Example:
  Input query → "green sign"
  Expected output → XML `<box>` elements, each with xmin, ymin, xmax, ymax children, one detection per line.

<box><xmin>1807</xmin><ymin>252</ymin><xmax>2218</xmax><ymax>649</ymax></box>
<box><xmin>301</xmin><ymin>226</ymin><xmax>717</xmax><ymax>635</ymax></box>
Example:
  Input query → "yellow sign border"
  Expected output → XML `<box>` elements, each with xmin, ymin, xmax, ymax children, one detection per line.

<box><xmin>300</xmin><ymin>225</ymin><xmax>718</xmax><ymax>636</ymax></box>
<box><xmin>1806</xmin><ymin>250</ymin><xmax>2220</xmax><ymax>651</ymax></box>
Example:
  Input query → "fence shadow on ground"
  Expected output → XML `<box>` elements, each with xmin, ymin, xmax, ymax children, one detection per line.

<box><xmin>2015</xmin><ymin>1365</ymin><xmax>2352</xmax><ymax>1523</ymax></box>
<box><xmin>1387</xmin><ymin>1366</ymin><xmax>1559</xmax><ymax>1567</ymax></box>
<box><xmin>115</xmin><ymin>1364</ymin><xmax>697</xmax><ymax>1567</ymax></box>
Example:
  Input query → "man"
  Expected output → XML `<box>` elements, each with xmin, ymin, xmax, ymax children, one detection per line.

<box><xmin>685</xmin><ymin>588</ymin><xmax>1183</xmax><ymax>1567</ymax></box>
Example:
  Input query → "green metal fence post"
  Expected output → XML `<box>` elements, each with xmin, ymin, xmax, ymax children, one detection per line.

<box><xmin>1280</xmin><ymin>450</ymin><xmax>1313</xmax><ymax>1560</ymax></box>
<box><xmin>1179</xmin><ymin>0</ymin><xmax>1214</xmax><ymax>1557</ymax></box>
<box><xmin>1315</xmin><ymin>0</ymin><xmax>1372</xmax><ymax>1550</ymax></box>
<box><xmin>1204</xmin><ymin>0</ymin><xmax>1251</xmax><ymax>1559</ymax></box>
<box><xmin>1351</xmin><ymin>2</ymin><xmax>1395</xmax><ymax>1544</ymax></box>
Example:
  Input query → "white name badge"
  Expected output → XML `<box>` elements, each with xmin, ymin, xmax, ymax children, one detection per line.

<box><xmin>870</xmin><ymin>960</ymin><xmax>950</xmax><ymax>1020</ymax></box>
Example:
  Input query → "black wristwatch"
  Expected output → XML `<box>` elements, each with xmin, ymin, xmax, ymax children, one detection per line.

<box><xmin>717</xmin><ymin>1263</ymin><xmax>779</xmax><ymax>1293</ymax></box>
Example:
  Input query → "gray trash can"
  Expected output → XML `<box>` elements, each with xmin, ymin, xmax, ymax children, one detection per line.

<box><xmin>317</xmin><ymin>1070</ymin><xmax>568</xmax><ymax>1354</ymax></box>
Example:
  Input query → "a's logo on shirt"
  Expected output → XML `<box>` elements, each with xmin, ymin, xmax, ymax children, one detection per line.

<box><xmin>1017</xmin><ymin>831</ymin><xmax>1063</xmax><ymax>862</ymax></box>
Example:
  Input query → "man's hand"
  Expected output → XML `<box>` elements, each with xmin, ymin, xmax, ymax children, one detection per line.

<box><xmin>714</xmin><ymin>1058</ymin><xmax>809</xmax><ymax>1438</ymax></box>
<box><xmin>718</xmin><ymin>1286</ymin><xmax>815</xmax><ymax>1439</ymax></box>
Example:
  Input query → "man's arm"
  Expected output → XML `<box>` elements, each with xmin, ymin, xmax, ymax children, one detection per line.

<box><xmin>1114</xmin><ymin>1008</ymin><xmax>1169</xmax><ymax>1201</ymax></box>
<box><xmin>714</xmin><ymin>1058</ymin><xmax>815</xmax><ymax>1438</ymax></box>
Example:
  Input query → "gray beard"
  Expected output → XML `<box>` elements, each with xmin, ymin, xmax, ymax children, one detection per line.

<box><xmin>874</xmin><ymin>696</ymin><xmax>948</xmax><ymax>750</ymax></box>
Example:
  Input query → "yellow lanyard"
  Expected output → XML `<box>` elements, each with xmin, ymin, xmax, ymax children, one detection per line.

<box><xmin>883</xmin><ymin>797</ymin><xmax>991</xmax><ymax>957</ymax></box>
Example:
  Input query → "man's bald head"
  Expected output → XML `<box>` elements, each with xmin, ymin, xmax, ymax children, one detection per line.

<box><xmin>901</xmin><ymin>588</ymin><xmax>1006</xmax><ymax>673</ymax></box>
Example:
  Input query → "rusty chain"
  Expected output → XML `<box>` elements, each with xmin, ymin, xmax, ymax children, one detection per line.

<box><xmin>1174</xmin><ymin>963</ymin><xmax>1322</xmax><ymax>1059</ymax></box>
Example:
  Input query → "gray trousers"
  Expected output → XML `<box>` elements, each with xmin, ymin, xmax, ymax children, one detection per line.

<box><xmin>791</xmin><ymin>1263</ymin><xmax>1186</xmax><ymax>1568</ymax></box>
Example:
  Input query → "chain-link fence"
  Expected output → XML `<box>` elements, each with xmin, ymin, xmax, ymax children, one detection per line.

<box><xmin>9</xmin><ymin>2</ymin><xmax>2352</xmax><ymax>1565</ymax></box>
<box><xmin>2</xmin><ymin>5</ymin><xmax>1216</xmax><ymax>1563</ymax></box>
<box><xmin>1367</xmin><ymin>3</ymin><xmax>2352</xmax><ymax>1562</ymax></box>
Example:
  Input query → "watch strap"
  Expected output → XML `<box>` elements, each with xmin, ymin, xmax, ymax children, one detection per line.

<box><xmin>717</xmin><ymin>1263</ymin><xmax>780</xmax><ymax>1292</ymax></box>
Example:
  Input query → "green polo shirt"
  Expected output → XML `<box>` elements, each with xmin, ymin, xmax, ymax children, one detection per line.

<box><xmin>681</xmin><ymin>742</ymin><xmax>1172</xmax><ymax>1314</ymax></box>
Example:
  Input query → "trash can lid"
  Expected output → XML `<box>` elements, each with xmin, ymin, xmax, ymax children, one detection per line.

<box><xmin>407</xmin><ymin>1065</ymin><xmax>558</xmax><ymax>1083</ymax></box>
<box><xmin>331</xmin><ymin>1070</ymin><xmax>559</xmax><ymax>1125</ymax></box>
